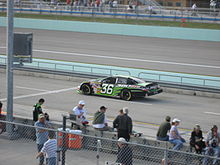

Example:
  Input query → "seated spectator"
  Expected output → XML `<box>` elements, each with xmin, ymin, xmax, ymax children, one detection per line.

<box><xmin>190</xmin><ymin>124</ymin><xmax>205</xmax><ymax>154</ymax></box>
<box><xmin>156</xmin><ymin>116</ymin><xmax>171</xmax><ymax>141</ymax></box>
<box><xmin>72</xmin><ymin>100</ymin><xmax>89</xmax><ymax>126</ymax></box>
<box><xmin>169</xmin><ymin>118</ymin><xmax>186</xmax><ymax>150</ymax></box>
<box><xmin>92</xmin><ymin>106</ymin><xmax>110</xmax><ymax>131</ymax></box>
<box><xmin>203</xmin><ymin>125</ymin><xmax>220</xmax><ymax>165</ymax></box>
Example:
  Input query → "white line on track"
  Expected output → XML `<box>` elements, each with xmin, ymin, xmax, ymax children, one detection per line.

<box><xmin>0</xmin><ymin>87</ymin><xmax>76</xmax><ymax>102</ymax></box>
<box><xmin>15</xmin><ymin>86</ymin><xmax>49</xmax><ymax>92</ymax></box>
<box><xmin>99</xmin><ymin>97</ymin><xmax>152</xmax><ymax>105</ymax></box>
<box><xmin>204</xmin><ymin>111</ymin><xmax>220</xmax><ymax>116</ymax></box>
<box><xmin>35</xmin><ymin>49</ymin><xmax>220</xmax><ymax>69</ymax></box>
<box><xmin>1</xmin><ymin>46</ymin><xmax>220</xmax><ymax>69</ymax></box>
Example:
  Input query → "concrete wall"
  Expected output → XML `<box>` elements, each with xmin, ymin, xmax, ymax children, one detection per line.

<box><xmin>0</xmin><ymin>17</ymin><xmax>220</xmax><ymax>42</ymax></box>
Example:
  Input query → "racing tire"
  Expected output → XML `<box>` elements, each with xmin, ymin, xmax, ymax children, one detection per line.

<box><xmin>120</xmin><ymin>89</ymin><xmax>132</xmax><ymax>101</ymax></box>
<box><xmin>81</xmin><ymin>84</ymin><xmax>92</xmax><ymax>95</ymax></box>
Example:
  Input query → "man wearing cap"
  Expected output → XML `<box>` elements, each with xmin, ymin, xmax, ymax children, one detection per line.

<box><xmin>169</xmin><ymin>118</ymin><xmax>185</xmax><ymax>150</ymax></box>
<box><xmin>72</xmin><ymin>100</ymin><xmax>88</xmax><ymax>126</ymax></box>
<box><xmin>116</xmin><ymin>137</ymin><xmax>133</xmax><ymax>165</ymax></box>
<box><xmin>35</xmin><ymin>114</ymin><xmax>50</xmax><ymax>165</ymax></box>
<box><xmin>156</xmin><ymin>116</ymin><xmax>171</xmax><ymax>141</ymax></box>
<box><xmin>113</xmin><ymin>107</ymin><xmax>133</xmax><ymax>141</ymax></box>
<box><xmin>203</xmin><ymin>125</ymin><xmax>220</xmax><ymax>165</ymax></box>
<box><xmin>93</xmin><ymin>106</ymin><xmax>109</xmax><ymax>131</ymax></box>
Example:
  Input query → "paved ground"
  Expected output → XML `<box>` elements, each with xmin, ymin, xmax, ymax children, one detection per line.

<box><xmin>0</xmin><ymin>28</ymin><xmax>220</xmax><ymax>76</ymax></box>
<box><xmin>0</xmin><ymin>72</ymin><xmax>220</xmax><ymax>139</ymax></box>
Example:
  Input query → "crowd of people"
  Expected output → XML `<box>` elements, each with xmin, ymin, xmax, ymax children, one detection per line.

<box><xmin>32</xmin><ymin>99</ymin><xmax>134</xmax><ymax>165</ymax></box>
<box><xmin>157</xmin><ymin>116</ymin><xmax>220</xmax><ymax>164</ymax></box>
<box><xmin>1</xmin><ymin>98</ymin><xmax>219</xmax><ymax>165</ymax></box>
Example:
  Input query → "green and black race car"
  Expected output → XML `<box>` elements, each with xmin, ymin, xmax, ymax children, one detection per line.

<box><xmin>78</xmin><ymin>75</ymin><xmax>163</xmax><ymax>101</ymax></box>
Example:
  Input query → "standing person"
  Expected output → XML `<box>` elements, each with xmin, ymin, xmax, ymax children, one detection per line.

<box><xmin>169</xmin><ymin>118</ymin><xmax>186</xmax><ymax>150</ymax></box>
<box><xmin>113</xmin><ymin>107</ymin><xmax>133</xmax><ymax>141</ymax></box>
<box><xmin>33</xmin><ymin>98</ymin><xmax>45</xmax><ymax>122</ymax></box>
<box><xmin>35</xmin><ymin>114</ymin><xmax>49</xmax><ymax>165</ymax></box>
<box><xmin>92</xmin><ymin>106</ymin><xmax>109</xmax><ymax>131</ymax></box>
<box><xmin>203</xmin><ymin>125</ymin><xmax>220</xmax><ymax>165</ymax></box>
<box><xmin>72</xmin><ymin>100</ymin><xmax>88</xmax><ymax>126</ymax></box>
<box><xmin>156</xmin><ymin>116</ymin><xmax>171</xmax><ymax>141</ymax></box>
<box><xmin>190</xmin><ymin>124</ymin><xmax>205</xmax><ymax>154</ymax></box>
<box><xmin>0</xmin><ymin>101</ymin><xmax>2</xmax><ymax>116</ymax></box>
<box><xmin>36</xmin><ymin>131</ymin><xmax>57</xmax><ymax>165</ymax></box>
<box><xmin>116</xmin><ymin>137</ymin><xmax>133</xmax><ymax>165</ymax></box>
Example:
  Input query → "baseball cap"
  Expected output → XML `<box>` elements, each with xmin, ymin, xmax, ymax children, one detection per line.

<box><xmin>79</xmin><ymin>100</ymin><xmax>85</xmax><ymax>105</ymax></box>
<box><xmin>118</xmin><ymin>137</ymin><xmax>127</xmax><ymax>143</ymax></box>
<box><xmin>38</xmin><ymin>114</ymin><xmax>45</xmax><ymax>119</ymax></box>
<box><xmin>123</xmin><ymin>107</ymin><xmax>128</xmax><ymax>114</ymax></box>
<box><xmin>172</xmin><ymin>118</ymin><xmax>181</xmax><ymax>123</ymax></box>
<box><xmin>100</xmin><ymin>106</ymin><xmax>107</xmax><ymax>110</ymax></box>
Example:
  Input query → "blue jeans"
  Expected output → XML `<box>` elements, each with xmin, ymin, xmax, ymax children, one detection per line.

<box><xmin>47</xmin><ymin>157</ymin><xmax>56</xmax><ymax>165</ymax></box>
<box><xmin>37</xmin><ymin>144</ymin><xmax>44</xmax><ymax>165</ymax></box>
<box><xmin>203</xmin><ymin>146</ymin><xmax>220</xmax><ymax>165</ymax></box>
<box><xmin>157</xmin><ymin>136</ymin><xmax>169</xmax><ymax>141</ymax></box>
<box><xmin>169</xmin><ymin>138</ymin><xmax>186</xmax><ymax>150</ymax></box>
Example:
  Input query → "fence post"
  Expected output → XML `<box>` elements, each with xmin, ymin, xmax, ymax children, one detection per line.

<box><xmin>96</xmin><ymin>139</ymin><xmax>101</xmax><ymax>165</ymax></box>
<box><xmin>163</xmin><ymin>142</ymin><xmax>168</xmax><ymax>165</ymax></box>
<box><xmin>56</xmin><ymin>131</ymin><xmax>61</xmax><ymax>165</ymax></box>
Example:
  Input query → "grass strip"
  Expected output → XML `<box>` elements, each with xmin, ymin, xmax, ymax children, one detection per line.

<box><xmin>0</xmin><ymin>12</ymin><xmax>220</xmax><ymax>30</ymax></box>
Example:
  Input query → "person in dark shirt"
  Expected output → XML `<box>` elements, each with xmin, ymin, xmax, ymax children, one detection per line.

<box><xmin>116</xmin><ymin>137</ymin><xmax>133</xmax><ymax>165</ymax></box>
<box><xmin>33</xmin><ymin>98</ymin><xmax>45</xmax><ymax>122</ymax></box>
<box><xmin>190</xmin><ymin>124</ymin><xmax>205</xmax><ymax>154</ymax></box>
<box><xmin>113</xmin><ymin>107</ymin><xmax>133</xmax><ymax>141</ymax></box>
<box><xmin>156</xmin><ymin>116</ymin><xmax>171</xmax><ymax>141</ymax></box>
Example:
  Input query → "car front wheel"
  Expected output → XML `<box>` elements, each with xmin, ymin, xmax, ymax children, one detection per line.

<box><xmin>120</xmin><ymin>89</ymin><xmax>132</xmax><ymax>101</ymax></box>
<box><xmin>81</xmin><ymin>84</ymin><xmax>92</xmax><ymax>95</ymax></box>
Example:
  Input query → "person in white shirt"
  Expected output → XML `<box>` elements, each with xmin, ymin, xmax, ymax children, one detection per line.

<box><xmin>72</xmin><ymin>100</ymin><xmax>88</xmax><ymax>125</ymax></box>
<box><xmin>36</xmin><ymin>131</ymin><xmax>57</xmax><ymax>165</ymax></box>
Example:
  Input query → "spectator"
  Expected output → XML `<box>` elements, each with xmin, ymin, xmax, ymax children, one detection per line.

<box><xmin>116</xmin><ymin>137</ymin><xmax>133</xmax><ymax>165</ymax></box>
<box><xmin>190</xmin><ymin>124</ymin><xmax>205</xmax><ymax>154</ymax></box>
<box><xmin>156</xmin><ymin>116</ymin><xmax>171</xmax><ymax>141</ymax></box>
<box><xmin>0</xmin><ymin>101</ymin><xmax>2</xmax><ymax>116</ymax></box>
<box><xmin>203</xmin><ymin>125</ymin><xmax>220</xmax><ymax>165</ymax></box>
<box><xmin>93</xmin><ymin>106</ymin><xmax>110</xmax><ymax>131</ymax></box>
<box><xmin>113</xmin><ymin>107</ymin><xmax>133</xmax><ymax>141</ymax></box>
<box><xmin>36</xmin><ymin>131</ymin><xmax>57</xmax><ymax>165</ymax></box>
<box><xmin>35</xmin><ymin>114</ymin><xmax>50</xmax><ymax>165</ymax></box>
<box><xmin>33</xmin><ymin>98</ymin><xmax>45</xmax><ymax>122</ymax></box>
<box><xmin>72</xmin><ymin>100</ymin><xmax>89</xmax><ymax>126</ymax></box>
<box><xmin>169</xmin><ymin>118</ymin><xmax>186</xmax><ymax>150</ymax></box>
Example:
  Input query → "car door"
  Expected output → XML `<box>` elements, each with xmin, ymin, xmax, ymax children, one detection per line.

<box><xmin>100</xmin><ymin>77</ymin><xmax>116</xmax><ymax>96</ymax></box>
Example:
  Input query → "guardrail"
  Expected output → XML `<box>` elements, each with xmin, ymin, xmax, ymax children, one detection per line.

<box><xmin>1</xmin><ymin>56</ymin><xmax>220</xmax><ymax>92</ymax></box>
<box><xmin>0</xmin><ymin>1</ymin><xmax>220</xmax><ymax>23</ymax></box>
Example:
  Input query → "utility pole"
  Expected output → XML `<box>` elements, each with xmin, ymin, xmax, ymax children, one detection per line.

<box><xmin>6</xmin><ymin>0</ymin><xmax>14</xmax><ymax>131</ymax></box>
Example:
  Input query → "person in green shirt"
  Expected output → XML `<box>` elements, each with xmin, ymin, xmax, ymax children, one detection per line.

<box><xmin>156</xmin><ymin>116</ymin><xmax>171</xmax><ymax>141</ymax></box>
<box><xmin>33</xmin><ymin>98</ymin><xmax>45</xmax><ymax>122</ymax></box>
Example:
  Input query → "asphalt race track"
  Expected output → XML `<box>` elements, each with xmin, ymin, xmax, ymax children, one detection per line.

<box><xmin>0</xmin><ymin>73</ymin><xmax>220</xmax><ymax>134</ymax></box>
<box><xmin>0</xmin><ymin>27</ymin><xmax>220</xmax><ymax>76</ymax></box>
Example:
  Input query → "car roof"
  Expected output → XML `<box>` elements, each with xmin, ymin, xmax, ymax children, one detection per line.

<box><xmin>111</xmin><ymin>75</ymin><xmax>133</xmax><ymax>79</ymax></box>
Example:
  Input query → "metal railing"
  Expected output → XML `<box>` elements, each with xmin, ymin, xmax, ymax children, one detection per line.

<box><xmin>0</xmin><ymin>56</ymin><xmax>220</xmax><ymax>90</ymax></box>
<box><xmin>0</xmin><ymin>0</ymin><xmax>220</xmax><ymax>23</ymax></box>
<box><xmin>1</xmin><ymin>120</ymin><xmax>220</xmax><ymax>165</ymax></box>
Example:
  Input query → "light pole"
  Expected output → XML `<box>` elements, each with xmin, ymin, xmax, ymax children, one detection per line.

<box><xmin>6</xmin><ymin>0</ymin><xmax>14</xmax><ymax>133</ymax></box>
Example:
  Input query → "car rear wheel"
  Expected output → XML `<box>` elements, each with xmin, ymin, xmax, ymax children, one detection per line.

<box><xmin>81</xmin><ymin>84</ymin><xmax>92</xmax><ymax>95</ymax></box>
<box><xmin>120</xmin><ymin>89</ymin><xmax>132</xmax><ymax>101</ymax></box>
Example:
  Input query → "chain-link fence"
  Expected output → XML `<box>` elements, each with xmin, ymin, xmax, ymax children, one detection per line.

<box><xmin>0</xmin><ymin>119</ymin><xmax>220</xmax><ymax>165</ymax></box>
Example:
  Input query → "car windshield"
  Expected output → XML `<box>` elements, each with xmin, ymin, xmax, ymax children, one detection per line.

<box><xmin>131</xmin><ymin>77</ymin><xmax>146</xmax><ymax>84</ymax></box>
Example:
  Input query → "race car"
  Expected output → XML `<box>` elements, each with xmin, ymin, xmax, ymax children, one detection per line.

<box><xmin>78</xmin><ymin>75</ymin><xmax>163</xmax><ymax>101</ymax></box>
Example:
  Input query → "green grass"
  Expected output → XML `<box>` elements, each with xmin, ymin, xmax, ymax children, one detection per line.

<box><xmin>1</xmin><ymin>12</ymin><xmax>220</xmax><ymax>30</ymax></box>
